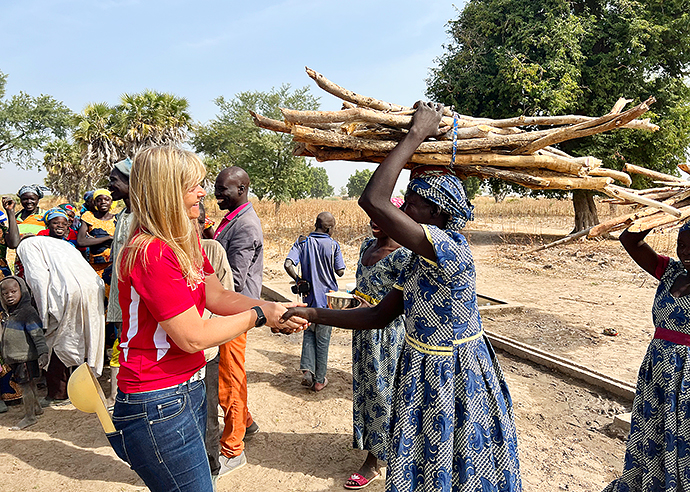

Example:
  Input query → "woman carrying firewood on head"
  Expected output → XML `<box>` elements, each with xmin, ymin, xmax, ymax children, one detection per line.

<box><xmin>604</xmin><ymin>223</ymin><xmax>690</xmax><ymax>492</ymax></box>
<box><xmin>282</xmin><ymin>101</ymin><xmax>521</xmax><ymax>492</ymax></box>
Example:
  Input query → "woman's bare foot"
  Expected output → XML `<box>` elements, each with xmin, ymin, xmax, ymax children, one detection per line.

<box><xmin>10</xmin><ymin>415</ymin><xmax>38</xmax><ymax>431</ymax></box>
<box><xmin>344</xmin><ymin>452</ymin><xmax>380</xmax><ymax>489</ymax></box>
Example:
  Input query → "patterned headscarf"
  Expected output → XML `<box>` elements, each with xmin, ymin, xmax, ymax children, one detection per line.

<box><xmin>407</xmin><ymin>167</ymin><xmax>474</xmax><ymax>231</ymax></box>
<box><xmin>58</xmin><ymin>203</ymin><xmax>76</xmax><ymax>216</ymax></box>
<box><xmin>680</xmin><ymin>221</ymin><xmax>690</xmax><ymax>233</ymax></box>
<box><xmin>43</xmin><ymin>208</ymin><xmax>69</xmax><ymax>223</ymax></box>
<box><xmin>17</xmin><ymin>184</ymin><xmax>48</xmax><ymax>199</ymax></box>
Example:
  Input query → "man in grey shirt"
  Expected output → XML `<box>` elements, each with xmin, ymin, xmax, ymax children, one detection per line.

<box><xmin>104</xmin><ymin>157</ymin><xmax>133</xmax><ymax>409</ymax></box>
<box><xmin>213</xmin><ymin>166</ymin><xmax>263</xmax><ymax>475</ymax></box>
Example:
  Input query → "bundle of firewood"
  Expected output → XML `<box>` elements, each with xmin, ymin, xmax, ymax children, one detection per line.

<box><xmin>588</xmin><ymin>163</ymin><xmax>690</xmax><ymax>237</ymax></box>
<box><xmin>252</xmin><ymin>68</ymin><xmax>688</xmax><ymax>236</ymax></box>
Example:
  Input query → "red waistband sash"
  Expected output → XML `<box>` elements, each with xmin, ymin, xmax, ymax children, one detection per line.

<box><xmin>654</xmin><ymin>326</ymin><xmax>690</xmax><ymax>346</ymax></box>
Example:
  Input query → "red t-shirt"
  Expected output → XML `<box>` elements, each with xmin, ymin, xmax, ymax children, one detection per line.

<box><xmin>37</xmin><ymin>228</ymin><xmax>78</xmax><ymax>246</ymax></box>
<box><xmin>118</xmin><ymin>238</ymin><xmax>214</xmax><ymax>392</ymax></box>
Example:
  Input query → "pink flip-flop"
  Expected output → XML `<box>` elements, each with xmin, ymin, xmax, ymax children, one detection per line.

<box><xmin>344</xmin><ymin>472</ymin><xmax>380</xmax><ymax>490</ymax></box>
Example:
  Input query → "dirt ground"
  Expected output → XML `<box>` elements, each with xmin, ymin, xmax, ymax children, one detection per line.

<box><xmin>0</xmin><ymin>224</ymin><xmax>662</xmax><ymax>492</ymax></box>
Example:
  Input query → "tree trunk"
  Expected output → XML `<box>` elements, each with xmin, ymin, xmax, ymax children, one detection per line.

<box><xmin>572</xmin><ymin>190</ymin><xmax>600</xmax><ymax>233</ymax></box>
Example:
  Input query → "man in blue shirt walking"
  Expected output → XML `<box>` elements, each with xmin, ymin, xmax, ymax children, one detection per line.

<box><xmin>285</xmin><ymin>212</ymin><xmax>345</xmax><ymax>391</ymax></box>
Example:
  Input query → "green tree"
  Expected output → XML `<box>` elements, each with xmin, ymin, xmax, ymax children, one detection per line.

<box><xmin>427</xmin><ymin>0</ymin><xmax>690</xmax><ymax>231</ymax></box>
<box><xmin>116</xmin><ymin>90</ymin><xmax>192</xmax><ymax>156</ymax></box>
<box><xmin>193</xmin><ymin>85</ymin><xmax>319</xmax><ymax>210</ymax></box>
<box><xmin>309</xmin><ymin>166</ymin><xmax>334</xmax><ymax>198</ymax></box>
<box><xmin>0</xmin><ymin>70</ymin><xmax>74</xmax><ymax>168</ymax></box>
<box><xmin>43</xmin><ymin>139</ymin><xmax>84</xmax><ymax>202</ymax></box>
<box><xmin>51</xmin><ymin>90</ymin><xmax>192</xmax><ymax>198</ymax></box>
<box><xmin>347</xmin><ymin>168</ymin><xmax>374</xmax><ymax>198</ymax></box>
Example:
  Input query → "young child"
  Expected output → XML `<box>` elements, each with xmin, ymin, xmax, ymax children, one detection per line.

<box><xmin>0</xmin><ymin>276</ymin><xmax>49</xmax><ymax>430</ymax></box>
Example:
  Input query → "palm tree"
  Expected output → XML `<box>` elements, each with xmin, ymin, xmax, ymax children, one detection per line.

<box><xmin>117</xmin><ymin>90</ymin><xmax>192</xmax><ymax>155</ymax></box>
<box><xmin>47</xmin><ymin>92</ymin><xmax>193</xmax><ymax>200</ymax></box>
<box><xmin>73</xmin><ymin>102</ymin><xmax>123</xmax><ymax>186</ymax></box>
<box><xmin>43</xmin><ymin>139</ymin><xmax>90</xmax><ymax>202</ymax></box>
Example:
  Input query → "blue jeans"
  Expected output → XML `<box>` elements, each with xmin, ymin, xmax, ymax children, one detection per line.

<box><xmin>107</xmin><ymin>379</ymin><xmax>212</xmax><ymax>492</ymax></box>
<box><xmin>300</xmin><ymin>323</ymin><xmax>332</xmax><ymax>384</ymax></box>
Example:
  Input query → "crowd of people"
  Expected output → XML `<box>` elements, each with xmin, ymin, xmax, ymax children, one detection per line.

<box><xmin>0</xmin><ymin>101</ymin><xmax>688</xmax><ymax>492</ymax></box>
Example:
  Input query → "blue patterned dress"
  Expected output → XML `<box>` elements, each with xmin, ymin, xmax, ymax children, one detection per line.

<box><xmin>604</xmin><ymin>257</ymin><xmax>690</xmax><ymax>492</ymax></box>
<box><xmin>388</xmin><ymin>225</ymin><xmax>521</xmax><ymax>492</ymax></box>
<box><xmin>352</xmin><ymin>238</ymin><xmax>411</xmax><ymax>461</ymax></box>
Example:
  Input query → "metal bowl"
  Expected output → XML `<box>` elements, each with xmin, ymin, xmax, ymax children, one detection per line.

<box><xmin>327</xmin><ymin>292</ymin><xmax>360</xmax><ymax>310</ymax></box>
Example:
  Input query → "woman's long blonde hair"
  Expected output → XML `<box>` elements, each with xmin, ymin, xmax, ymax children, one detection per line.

<box><xmin>119</xmin><ymin>146</ymin><xmax>207</xmax><ymax>285</ymax></box>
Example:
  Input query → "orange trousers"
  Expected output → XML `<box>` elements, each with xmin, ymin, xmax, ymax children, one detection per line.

<box><xmin>218</xmin><ymin>332</ymin><xmax>253</xmax><ymax>458</ymax></box>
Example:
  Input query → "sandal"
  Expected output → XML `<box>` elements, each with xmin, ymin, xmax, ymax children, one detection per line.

<box><xmin>344</xmin><ymin>472</ymin><xmax>380</xmax><ymax>490</ymax></box>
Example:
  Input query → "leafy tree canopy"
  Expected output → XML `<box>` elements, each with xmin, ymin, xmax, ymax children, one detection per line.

<box><xmin>309</xmin><ymin>166</ymin><xmax>334</xmax><ymax>198</ymax></box>
<box><xmin>347</xmin><ymin>168</ymin><xmax>374</xmax><ymax>198</ymax></box>
<box><xmin>193</xmin><ymin>85</ymin><xmax>320</xmax><ymax>205</ymax></box>
<box><xmin>45</xmin><ymin>90</ymin><xmax>192</xmax><ymax>199</ymax></box>
<box><xmin>427</xmin><ymin>0</ymin><xmax>690</xmax><ymax>229</ymax></box>
<box><xmin>0</xmin><ymin>70</ymin><xmax>74</xmax><ymax>168</ymax></box>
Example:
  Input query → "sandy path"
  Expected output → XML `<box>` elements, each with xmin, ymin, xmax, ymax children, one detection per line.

<box><xmin>0</xmin><ymin>228</ymin><xmax>644</xmax><ymax>491</ymax></box>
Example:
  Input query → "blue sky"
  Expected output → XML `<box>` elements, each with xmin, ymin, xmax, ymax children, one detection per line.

<box><xmin>1</xmin><ymin>0</ymin><xmax>465</xmax><ymax>195</ymax></box>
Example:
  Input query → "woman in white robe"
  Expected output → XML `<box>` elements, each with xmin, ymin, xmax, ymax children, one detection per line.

<box><xmin>17</xmin><ymin>235</ymin><xmax>105</xmax><ymax>405</ymax></box>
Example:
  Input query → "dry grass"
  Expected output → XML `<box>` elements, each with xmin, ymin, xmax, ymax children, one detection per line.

<box><xmin>205</xmin><ymin>198</ymin><xmax>371</xmax><ymax>272</ymax></box>
<box><xmin>27</xmin><ymin>194</ymin><xmax>680</xmax><ymax>264</ymax></box>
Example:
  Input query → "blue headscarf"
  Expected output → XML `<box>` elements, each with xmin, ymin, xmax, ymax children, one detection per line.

<box><xmin>81</xmin><ymin>191</ymin><xmax>95</xmax><ymax>214</ymax></box>
<box><xmin>680</xmin><ymin>221</ymin><xmax>690</xmax><ymax>233</ymax></box>
<box><xmin>407</xmin><ymin>168</ymin><xmax>474</xmax><ymax>231</ymax></box>
<box><xmin>43</xmin><ymin>208</ymin><xmax>69</xmax><ymax>224</ymax></box>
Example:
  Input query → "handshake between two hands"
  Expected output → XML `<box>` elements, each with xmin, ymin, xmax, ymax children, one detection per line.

<box><xmin>266</xmin><ymin>302</ymin><xmax>310</xmax><ymax>335</ymax></box>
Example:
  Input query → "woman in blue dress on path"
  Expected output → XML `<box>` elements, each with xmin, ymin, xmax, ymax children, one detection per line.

<box><xmin>283</xmin><ymin>102</ymin><xmax>521</xmax><ymax>492</ymax></box>
<box><xmin>346</xmin><ymin>214</ymin><xmax>411</xmax><ymax>490</ymax></box>
<box><xmin>604</xmin><ymin>223</ymin><xmax>690</xmax><ymax>491</ymax></box>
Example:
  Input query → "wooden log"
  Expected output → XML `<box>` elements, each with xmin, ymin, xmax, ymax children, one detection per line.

<box><xmin>340</xmin><ymin>122</ymin><xmax>408</xmax><ymax>140</ymax></box>
<box><xmin>282</xmin><ymin>107</ymin><xmax>413</xmax><ymax>128</ymax></box>
<box><xmin>250</xmin><ymin>112</ymin><xmax>291</xmax><ymax>133</ymax></box>
<box><xmin>623</xmin><ymin>163</ymin><xmax>685</xmax><ymax>183</ymax></box>
<box><xmin>462</xmin><ymin>166</ymin><xmax>550</xmax><ymax>188</ymax></box>
<box><xmin>587</xmin><ymin>167</ymin><xmax>633</xmax><ymax>186</ymax></box>
<box><xmin>293</xmin><ymin>142</ymin><xmax>314</xmax><ymax>157</ymax></box>
<box><xmin>628</xmin><ymin>204</ymin><xmax>690</xmax><ymax>232</ymax></box>
<box><xmin>588</xmin><ymin>208</ymin><xmax>656</xmax><ymax>238</ymax></box>
<box><xmin>468</xmin><ymin>114</ymin><xmax>658</xmax><ymax>132</ymax></box>
<box><xmin>586</xmin><ymin>196</ymin><xmax>689</xmax><ymax>237</ymax></box>
<box><xmin>637</xmin><ymin>186</ymin><xmax>682</xmax><ymax>195</ymax></box>
<box><xmin>291</xmin><ymin>124</ymin><xmax>563</xmax><ymax>154</ymax></box>
<box><xmin>653</xmin><ymin>181</ymin><xmax>690</xmax><ymax>187</ymax></box>
<box><xmin>679</xmin><ymin>163</ymin><xmax>690</xmax><ymax>174</ymax></box>
<box><xmin>305</xmin><ymin>145</ymin><xmax>376</xmax><ymax>162</ymax></box>
<box><xmin>305</xmin><ymin>67</ymin><xmax>658</xmax><ymax>135</ymax></box>
<box><xmin>513</xmin><ymin>97</ymin><xmax>656</xmax><ymax>154</ymax></box>
<box><xmin>604</xmin><ymin>185</ymin><xmax>683</xmax><ymax>217</ymax></box>
<box><xmin>528</xmin><ymin>228</ymin><xmax>592</xmax><ymax>253</ymax></box>
<box><xmin>305</xmin><ymin>67</ymin><xmax>409</xmax><ymax>113</ymax></box>
<box><xmin>282</xmin><ymin>107</ymin><xmax>524</xmax><ymax>137</ymax></box>
<box><xmin>525</xmin><ymin>171</ymin><xmax>613</xmax><ymax>191</ymax></box>
<box><xmin>541</xmin><ymin>146</ymin><xmax>574</xmax><ymax>158</ymax></box>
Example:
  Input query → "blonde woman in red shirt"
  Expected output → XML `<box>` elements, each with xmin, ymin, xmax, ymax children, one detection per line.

<box><xmin>110</xmin><ymin>146</ymin><xmax>306</xmax><ymax>492</ymax></box>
